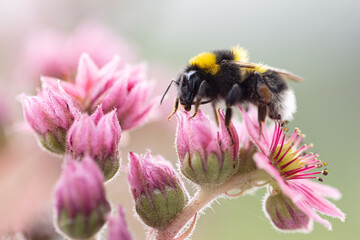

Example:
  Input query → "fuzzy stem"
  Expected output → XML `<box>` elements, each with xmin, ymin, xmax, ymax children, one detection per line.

<box><xmin>156</xmin><ymin>170</ymin><xmax>266</xmax><ymax>240</ymax></box>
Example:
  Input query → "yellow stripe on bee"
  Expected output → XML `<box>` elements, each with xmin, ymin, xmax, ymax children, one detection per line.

<box><xmin>189</xmin><ymin>52</ymin><xmax>219</xmax><ymax>75</ymax></box>
<box><xmin>231</xmin><ymin>46</ymin><xmax>249</xmax><ymax>62</ymax></box>
<box><xmin>245</xmin><ymin>63</ymin><xmax>269</xmax><ymax>74</ymax></box>
<box><xmin>254</xmin><ymin>64</ymin><xmax>268</xmax><ymax>73</ymax></box>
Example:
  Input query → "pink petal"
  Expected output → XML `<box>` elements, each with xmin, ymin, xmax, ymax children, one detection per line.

<box><xmin>289</xmin><ymin>181</ymin><xmax>345</xmax><ymax>221</ymax></box>
<box><xmin>295</xmin><ymin>179</ymin><xmax>342</xmax><ymax>200</ymax></box>
<box><xmin>239</xmin><ymin>106</ymin><xmax>270</xmax><ymax>155</ymax></box>
<box><xmin>75</xmin><ymin>53</ymin><xmax>99</xmax><ymax>94</ymax></box>
<box><xmin>253</xmin><ymin>153</ymin><xmax>294</xmax><ymax>199</ymax></box>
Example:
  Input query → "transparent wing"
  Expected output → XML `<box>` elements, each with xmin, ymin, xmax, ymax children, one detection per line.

<box><xmin>233</xmin><ymin>61</ymin><xmax>305</xmax><ymax>82</ymax></box>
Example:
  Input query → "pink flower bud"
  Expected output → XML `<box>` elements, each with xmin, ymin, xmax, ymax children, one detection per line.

<box><xmin>54</xmin><ymin>156</ymin><xmax>111</xmax><ymax>239</ymax></box>
<box><xmin>107</xmin><ymin>205</ymin><xmax>132</xmax><ymax>240</ymax></box>
<box><xmin>176</xmin><ymin>110</ymin><xmax>239</xmax><ymax>185</ymax></box>
<box><xmin>128</xmin><ymin>152</ymin><xmax>188</xmax><ymax>229</ymax></box>
<box><xmin>66</xmin><ymin>106</ymin><xmax>121</xmax><ymax>180</ymax></box>
<box><xmin>22</xmin><ymin>88</ymin><xmax>76</xmax><ymax>154</ymax></box>
<box><xmin>264</xmin><ymin>193</ymin><xmax>312</xmax><ymax>232</ymax></box>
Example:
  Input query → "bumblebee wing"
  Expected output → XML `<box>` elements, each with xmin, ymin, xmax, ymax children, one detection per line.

<box><xmin>233</xmin><ymin>61</ymin><xmax>304</xmax><ymax>82</ymax></box>
<box><xmin>262</xmin><ymin>65</ymin><xmax>305</xmax><ymax>82</ymax></box>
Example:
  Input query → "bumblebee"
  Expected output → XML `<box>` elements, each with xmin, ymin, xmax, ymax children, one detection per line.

<box><xmin>161</xmin><ymin>46</ymin><xmax>304</xmax><ymax>137</ymax></box>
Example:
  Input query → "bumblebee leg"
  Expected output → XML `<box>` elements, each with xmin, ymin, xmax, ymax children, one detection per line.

<box><xmin>168</xmin><ymin>97</ymin><xmax>179</xmax><ymax>120</ymax></box>
<box><xmin>225</xmin><ymin>107</ymin><xmax>234</xmax><ymax>144</ymax></box>
<box><xmin>255</xmin><ymin>72</ymin><xmax>272</xmax><ymax>136</ymax></box>
<box><xmin>212</xmin><ymin>102</ymin><xmax>220</xmax><ymax>126</ymax></box>
<box><xmin>226</xmin><ymin>84</ymin><xmax>242</xmax><ymax>106</ymax></box>
<box><xmin>190</xmin><ymin>81</ymin><xmax>209</xmax><ymax>118</ymax></box>
<box><xmin>257</xmin><ymin>104</ymin><xmax>267</xmax><ymax>137</ymax></box>
<box><xmin>225</xmin><ymin>84</ymin><xmax>243</xmax><ymax>144</ymax></box>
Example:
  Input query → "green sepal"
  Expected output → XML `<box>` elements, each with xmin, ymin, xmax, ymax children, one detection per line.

<box><xmin>181</xmin><ymin>150</ymin><xmax>239</xmax><ymax>185</ymax></box>
<box><xmin>135</xmin><ymin>185</ymin><xmax>187</xmax><ymax>229</ymax></box>
<box><xmin>56</xmin><ymin>203</ymin><xmax>110</xmax><ymax>239</ymax></box>
<box><xmin>39</xmin><ymin>128</ymin><xmax>66</xmax><ymax>154</ymax></box>
<box><xmin>100</xmin><ymin>155</ymin><xmax>120</xmax><ymax>181</ymax></box>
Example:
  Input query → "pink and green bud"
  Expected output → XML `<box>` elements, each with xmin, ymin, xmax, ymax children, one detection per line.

<box><xmin>128</xmin><ymin>152</ymin><xmax>188</xmax><ymax>229</ymax></box>
<box><xmin>54</xmin><ymin>156</ymin><xmax>111</xmax><ymax>239</ymax></box>
<box><xmin>66</xmin><ymin>106</ymin><xmax>121</xmax><ymax>180</ymax></box>
<box><xmin>264</xmin><ymin>193</ymin><xmax>312</xmax><ymax>232</ymax></box>
<box><xmin>176</xmin><ymin>110</ymin><xmax>239</xmax><ymax>185</ymax></box>
<box><xmin>107</xmin><ymin>205</ymin><xmax>132</xmax><ymax>240</ymax></box>
<box><xmin>22</xmin><ymin>88</ymin><xmax>76</xmax><ymax>154</ymax></box>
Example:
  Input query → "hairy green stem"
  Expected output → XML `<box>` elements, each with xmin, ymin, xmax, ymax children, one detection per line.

<box><xmin>155</xmin><ymin>170</ymin><xmax>267</xmax><ymax>240</ymax></box>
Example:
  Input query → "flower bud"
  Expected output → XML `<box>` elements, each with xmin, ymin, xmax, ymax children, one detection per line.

<box><xmin>107</xmin><ymin>205</ymin><xmax>132</xmax><ymax>240</ymax></box>
<box><xmin>176</xmin><ymin>110</ymin><xmax>239</xmax><ymax>185</ymax></box>
<box><xmin>264</xmin><ymin>192</ymin><xmax>312</xmax><ymax>232</ymax></box>
<box><xmin>22</xmin><ymin>88</ymin><xmax>76</xmax><ymax>154</ymax></box>
<box><xmin>128</xmin><ymin>152</ymin><xmax>188</xmax><ymax>229</ymax></box>
<box><xmin>67</xmin><ymin>106</ymin><xmax>121</xmax><ymax>180</ymax></box>
<box><xmin>54</xmin><ymin>156</ymin><xmax>111</xmax><ymax>239</ymax></box>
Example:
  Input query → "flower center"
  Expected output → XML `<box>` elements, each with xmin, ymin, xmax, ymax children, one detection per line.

<box><xmin>270</xmin><ymin>122</ymin><xmax>328</xmax><ymax>182</ymax></box>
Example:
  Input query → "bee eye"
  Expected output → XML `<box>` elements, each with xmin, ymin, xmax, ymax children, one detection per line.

<box><xmin>220</xmin><ymin>60</ymin><xmax>227</xmax><ymax>64</ymax></box>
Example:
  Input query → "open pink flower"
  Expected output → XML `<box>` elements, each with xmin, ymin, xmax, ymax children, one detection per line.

<box><xmin>240</xmin><ymin>107</ymin><xmax>345</xmax><ymax>232</ymax></box>
<box><xmin>176</xmin><ymin>109</ymin><xmax>239</xmax><ymax>185</ymax></box>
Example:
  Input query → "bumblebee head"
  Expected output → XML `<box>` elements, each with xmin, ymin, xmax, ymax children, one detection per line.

<box><xmin>178</xmin><ymin>70</ymin><xmax>202</xmax><ymax>111</ymax></box>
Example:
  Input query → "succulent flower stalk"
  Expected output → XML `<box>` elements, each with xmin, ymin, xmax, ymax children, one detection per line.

<box><xmin>66</xmin><ymin>106</ymin><xmax>121</xmax><ymax>180</ymax></box>
<box><xmin>54</xmin><ymin>156</ymin><xmax>111</xmax><ymax>239</ymax></box>
<box><xmin>128</xmin><ymin>152</ymin><xmax>188</xmax><ymax>229</ymax></box>
<box><xmin>176</xmin><ymin>110</ymin><xmax>239</xmax><ymax>185</ymax></box>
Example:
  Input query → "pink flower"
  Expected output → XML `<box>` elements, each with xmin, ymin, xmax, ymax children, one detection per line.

<box><xmin>107</xmin><ymin>205</ymin><xmax>132</xmax><ymax>240</ymax></box>
<box><xmin>19</xmin><ymin>22</ymin><xmax>135</xmax><ymax>82</ymax></box>
<box><xmin>92</xmin><ymin>63</ymin><xmax>158</xmax><ymax>130</ymax></box>
<box><xmin>66</xmin><ymin>106</ymin><xmax>121</xmax><ymax>180</ymax></box>
<box><xmin>240</xmin><ymin>107</ymin><xmax>345</xmax><ymax>232</ymax></box>
<box><xmin>176</xmin><ymin>110</ymin><xmax>239</xmax><ymax>184</ymax></box>
<box><xmin>128</xmin><ymin>152</ymin><xmax>188</xmax><ymax>229</ymax></box>
<box><xmin>43</xmin><ymin>54</ymin><xmax>157</xmax><ymax>131</ymax></box>
<box><xmin>54</xmin><ymin>156</ymin><xmax>110</xmax><ymax>239</ymax></box>
<box><xmin>22</xmin><ymin>87</ymin><xmax>77</xmax><ymax>154</ymax></box>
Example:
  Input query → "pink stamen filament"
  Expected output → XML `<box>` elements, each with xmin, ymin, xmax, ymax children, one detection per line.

<box><xmin>289</xmin><ymin>171</ymin><xmax>322</xmax><ymax>180</ymax></box>
<box><xmin>282</xmin><ymin>165</ymin><xmax>317</xmax><ymax>178</ymax></box>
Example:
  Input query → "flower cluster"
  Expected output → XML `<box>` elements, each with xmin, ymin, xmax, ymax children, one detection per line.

<box><xmin>21</xmin><ymin>43</ymin><xmax>156</xmax><ymax>238</ymax></box>
<box><xmin>22</xmin><ymin>53</ymin><xmax>157</xmax><ymax>175</ymax></box>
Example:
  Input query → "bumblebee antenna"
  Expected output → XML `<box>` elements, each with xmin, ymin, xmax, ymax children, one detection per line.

<box><xmin>160</xmin><ymin>80</ymin><xmax>177</xmax><ymax>104</ymax></box>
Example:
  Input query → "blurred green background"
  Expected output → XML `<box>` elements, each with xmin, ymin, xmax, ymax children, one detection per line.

<box><xmin>0</xmin><ymin>0</ymin><xmax>359</xmax><ymax>239</ymax></box>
